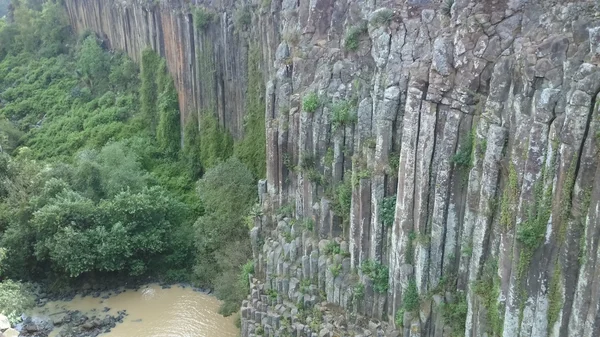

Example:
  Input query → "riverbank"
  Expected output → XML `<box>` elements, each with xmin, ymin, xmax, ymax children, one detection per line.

<box><xmin>1</xmin><ymin>284</ymin><xmax>237</xmax><ymax>337</ymax></box>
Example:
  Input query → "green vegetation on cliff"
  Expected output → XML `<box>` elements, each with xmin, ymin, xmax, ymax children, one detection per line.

<box><xmin>0</xmin><ymin>0</ymin><xmax>258</xmax><ymax>318</ymax></box>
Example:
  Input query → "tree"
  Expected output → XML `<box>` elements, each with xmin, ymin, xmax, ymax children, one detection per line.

<box><xmin>182</xmin><ymin>113</ymin><xmax>203</xmax><ymax>178</ymax></box>
<box><xmin>0</xmin><ymin>279</ymin><xmax>34</xmax><ymax>324</ymax></box>
<box><xmin>140</xmin><ymin>49</ymin><xmax>160</xmax><ymax>133</ymax></box>
<box><xmin>156</xmin><ymin>63</ymin><xmax>181</xmax><ymax>158</ymax></box>
<box><xmin>199</xmin><ymin>113</ymin><xmax>233</xmax><ymax>169</ymax></box>
<box><xmin>234</xmin><ymin>45</ymin><xmax>266</xmax><ymax>178</ymax></box>
<box><xmin>194</xmin><ymin>158</ymin><xmax>255</xmax><ymax>286</ymax></box>
<box><xmin>95</xmin><ymin>142</ymin><xmax>149</xmax><ymax>197</ymax></box>
<box><xmin>77</xmin><ymin>36</ymin><xmax>109</xmax><ymax>93</ymax></box>
<box><xmin>109</xmin><ymin>54</ymin><xmax>138</xmax><ymax>92</ymax></box>
<box><xmin>38</xmin><ymin>1</ymin><xmax>71</xmax><ymax>56</ymax></box>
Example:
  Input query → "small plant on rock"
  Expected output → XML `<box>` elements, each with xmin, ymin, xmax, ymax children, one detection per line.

<box><xmin>277</xmin><ymin>203</ymin><xmax>295</xmax><ymax>217</ymax></box>
<box><xmin>441</xmin><ymin>0</ymin><xmax>455</xmax><ymax>17</ymax></box>
<box><xmin>325</xmin><ymin>241</ymin><xmax>342</xmax><ymax>256</ymax></box>
<box><xmin>302</xmin><ymin>218</ymin><xmax>315</xmax><ymax>231</ymax></box>
<box><xmin>353</xmin><ymin>283</ymin><xmax>365</xmax><ymax>301</ymax></box>
<box><xmin>234</xmin><ymin>5</ymin><xmax>251</xmax><ymax>30</ymax></box>
<box><xmin>344</xmin><ymin>22</ymin><xmax>368</xmax><ymax>51</ymax></box>
<box><xmin>361</xmin><ymin>259</ymin><xmax>389</xmax><ymax>293</ymax></box>
<box><xmin>370</xmin><ymin>9</ymin><xmax>394</xmax><ymax>28</ymax></box>
<box><xmin>266</xmin><ymin>288</ymin><xmax>278</xmax><ymax>300</ymax></box>
<box><xmin>193</xmin><ymin>6</ymin><xmax>215</xmax><ymax>30</ymax></box>
<box><xmin>403</xmin><ymin>279</ymin><xmax>420</xmax><ymax>312</ymax></box>
<box><xmin>331</xmin><ymin>99</ymin><xmax>357</xmax><ymax>129</ymax></box>
<box><xmin>395</xmin><ymin>308</ymin><xmax>405</xmax><ymax>328</ymax></box>
<box><xmin>440</xmin><ymin>291</ymin><xmax>468</xmax><ymax>335</ymax></box>
<box><xmin>330</xmin><ymin>263</ymin><xmax>342</xmax><ymax>277</ymax></box>
<box><xmin>302</xmin><ymin>92</ymin><xmax>320</xmax><ymax>113</ymax></box>
<box><xmin>380</xmin><ymin>195</ymin><xmax>397</xmax><ymax>227</ymax></box>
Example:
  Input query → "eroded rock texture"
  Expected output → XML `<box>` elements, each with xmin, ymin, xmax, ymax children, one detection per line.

<box><xmin>64</xmin><ymin>0</ymin><xmax>600</xmax><ymax>335</ymax></box>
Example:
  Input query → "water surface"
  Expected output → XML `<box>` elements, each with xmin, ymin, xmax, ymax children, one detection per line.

<box><xmin>34</xmin><ymin>284</ymin><xmax>238</xmax><ymax>337</ymax></box>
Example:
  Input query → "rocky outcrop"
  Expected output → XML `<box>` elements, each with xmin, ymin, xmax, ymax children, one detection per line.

<box><xmin>0</xmin><ymin>315</ymin><xmax>10</xmax><ymax>331</ymax></box>
<box><xmin>64</xmin><ymin>0</ymin><xmax>600</xmax><ymax>336</ymax></box>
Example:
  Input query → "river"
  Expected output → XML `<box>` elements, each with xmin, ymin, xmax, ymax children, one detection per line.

<box><xmin>30</xmin><ymin>284</ymin><xmax>239</xmax><ymax>337</ymax></box>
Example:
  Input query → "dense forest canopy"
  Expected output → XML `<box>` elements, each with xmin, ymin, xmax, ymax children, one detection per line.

<box><xmin>0</xmin><ymin>0</ymin><xmax>259</xmax><ymax>321</ymax></box>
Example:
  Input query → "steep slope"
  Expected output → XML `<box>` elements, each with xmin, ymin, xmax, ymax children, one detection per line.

<box><xmin>63</xmin><ymin>0</ymin><xmax>600</xmax><ymax>336</ymax></box>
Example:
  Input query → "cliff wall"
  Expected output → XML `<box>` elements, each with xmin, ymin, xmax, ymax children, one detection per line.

<box><xmin>64</xmin><ymin>0</ymin><xmax>600</xmax><ymax>336</ymax></box>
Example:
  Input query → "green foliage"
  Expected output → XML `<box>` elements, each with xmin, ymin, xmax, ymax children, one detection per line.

<box><xmin>182</xmin><ymin>113</ymin><xmax>203</xmax><ymax>178</ymax></box>
<box><xmin>441</xmin><ymin>0</ymin><xmax>455</xmax><ymax>17</ymax></box>
<box><xmin>361</xmin><ymin>259</ymin><xmax>389</xmax><ymax>293</ymax></box>
<box><xmin>558</xmin><ymin>158</ymin><xmax>577</xmax><ymax>241</ymax></box>
<box><xmin>406</xmin><ymin>231</ymin><xmax>417</xmax><ymax>264</ymax></box>
<box><xmin>370</xmin><ymin>9</ymin><xmax>394</xmax><ymax>27</ymax></box>
<box><xmin>330</xmin><ymin>173</ymin><xmax>352</xmax><ymax>225</ymax></box>
<box><xmin>353</xmin><ymin>282</ymin><xmax>365</xmax><ymax>301</ymax></box>
<box><xmin>473</xmin><ymin>260</ymin><xmax>503</xmax><ymax>336</ymax></box>
<box><xmin>0</xmin><ymin>1</ymin><xmax>70</xmax><ymax>58</ymax></box>
<box><xmin>294</xmin><ymin>218</ymin><xmax>310</xmax><ymax>232</ymax></box>
<box><xmin>395</xmin><ymin>308</ymin><xmax>405</xmax><ymax>328</ymax></box>
<box><xmin>547</xmin><ymin>265</ymin><xmax>562</xmax><ymax>330</ymax></box>
<box><xmin>329</xmin><ymin>263</ymin><xmax>342</xmax><ymax>277</ymax></box>
<box><xmin>194</xmin><ymin>158</ymin><xmax>256</xmax><ymax>289</ymax></box>
<box><xmin>196</xmin><ymin>157</ymin><xmax>255</xmax><ymax>218</ymax></box>
<box><xmin>344</xmin><ymin>22</ymin><xmax>368</xmax><ymax>51</ymax></box>
<box><xmin>325</xmin><ymin>241</ymin><xmax>342</xmax><ymax>256</ymax></box>
<box><xmin>156</xmin><ymin>62</ymin><xmax>181</xmax><ymax>158</ymax></box>
<box><xmin>516</xmin><ymin>184</ymin><xmax>552</xmax><ymax>250</ymax></box>
<box><xmin>516</xmin><ymin>165</ymin><xmax>553</xmax><ymax>287</ymax></box>
<box><xmin>277</xmin><ymin>203</ymin><xmax>294</xmax><ymax>218</ymax></box>
<box><xmin>234</xmin><ymin>5</ymin><xmax>251</xmax><ymax>30</ymax></box>
<box><xmin>380</xmin><ymin>195</ymin><xmax>396</xmax><ymax>227</ymax></box>
<box><xmin>364</xmin><ymin>137</ymin><xmax>376</xmax><ymax>149</ymax></box>
<box><xmin>210</xmin><ymin>240</ymin><xmax>253</xmax><ymax>316</ymax></box>
<box><xmin>389</xmin><ymin>151</ymin><xmax>399</xmax><ymax>177</ymax></box>
<box><xmin>500</xmin><ymin>164</ymin><xmax>519</xmax><ymax>230</ymax></box>
<box><xmin>266</xmin><ymin>288</ymin><xmax>278</xmax><ymax>300</ymax></box>
<box><xmin>0</xmin><ymin>4</ymin><xmax>199</xmax><ymax>292</ymax></box>
<box><xmin>193</xmin><ymin>6</ymin><xmax>215</xmax><ymax>30</ymax></box>
<box><xmin>440</xmin><ymin>292</ymin><xmax>468</xmax><ymax>336</ymax></box>
<box><xmin>34</xmin><ymin>185</ymin><xmax>190</xmax><ymax>277</ymax></box>
<box><xmin>403</xmin><ymin>279</ymin><xmax>419</xmax><ymax>312</ymax></box>
<box><xmin>234</xmin><ymin>44</ymin><xmax>266</xmax><ymax>178</ymax></box>
<box><xmin>302</xmin><ymin>92</ymin><xmax>320</xmax><ymax>113</ymax></box>
<box><xmin>452</xmin><ymin>130</ymin><xmax>474</xmax><ymax>169</ymax></box>
<box><xmin>0</xmin><ymin>248</ymin><xmax>34</xmax><ymax>324</ymax></box>
<box><xmin>324</xmin><ymin>148</ymin><xmax>334</xmax><ymax>167</ymax></box>
<box><xmin>331</xmin><ymin>99</ymin><xmax>357</xmax><ymax>129</ymax></box>
<box><xmin>0</xmin><ymin>117</ymin><xmax>24</xmax><ymax>153</ymax></box>
<box><xmin>140</xmin><ymin>49</ymin><xmax>161</xmax><ymax>132</ymax></box>
<box><xmin>77</xmin><ymin>36</ymin><xmax>110</xmax><ymax>94</ymax></box>
<box><xmin>352</xmin><ymin>168</ymin><xmax>371</xmax><ymax>186</ymax></box>
<box><xmin>0</xmin><ymin>279</ymin><xmax>35</xmax><ymax>324</ymax></box>
<box><xmin>109</xmin><ymin>54</ymin><xmax>138</xmax><ymax>92</ymax></box>
<box><xmin>199</xmin><ymin>113</ymin><xmax>234</xmax><ymax>170</ymax></box>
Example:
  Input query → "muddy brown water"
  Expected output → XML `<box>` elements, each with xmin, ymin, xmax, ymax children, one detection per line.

<box><xmin>32</xmin><ymin>284</ymin><xmax>238</xmax><ymax>337</ymax></box>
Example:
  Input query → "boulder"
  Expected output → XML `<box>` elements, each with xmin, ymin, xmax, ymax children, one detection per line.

<box><xmin>0</xmin><ymin>314</ymin><xmax>9</xmax><ymax>330</ymax></box>
<box><xmin>3</xmin><ymin>329</ymin><xmax>19</xmax><ymax>337</ymax></box>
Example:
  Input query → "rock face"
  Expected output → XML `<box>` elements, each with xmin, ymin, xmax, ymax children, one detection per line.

<box><xmin>63</xmin><ymin>0</ymin><xmax>600</xmax><ymax>336</ymax></box>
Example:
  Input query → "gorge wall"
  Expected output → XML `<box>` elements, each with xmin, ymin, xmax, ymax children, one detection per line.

<box><xmin>63</xmin><ymin>0</ymin><xmax>600</xmax><ymax>336</ymax></box>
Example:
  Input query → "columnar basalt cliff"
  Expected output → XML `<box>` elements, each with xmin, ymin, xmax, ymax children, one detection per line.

<box><xmin>64</xmin><ymin>0</ymin><xmax>600</xmax><ymax>336</ymax></box>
